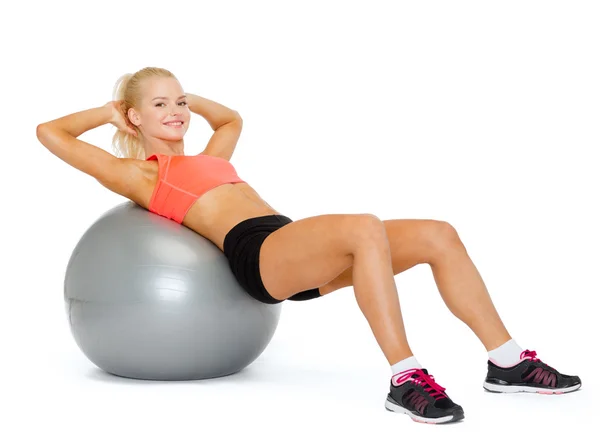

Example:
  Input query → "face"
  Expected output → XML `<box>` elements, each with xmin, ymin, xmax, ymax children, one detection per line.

<box><xmin>129</xmin><ymin>76</ymin><xmax>191</xmax><ymax>141</ymax></box>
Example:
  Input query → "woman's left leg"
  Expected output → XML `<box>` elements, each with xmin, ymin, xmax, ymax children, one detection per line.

<box><xmin>319</xmin><ymin>219</ymin><xmax>512</xmax><ymax>351</ymax></box>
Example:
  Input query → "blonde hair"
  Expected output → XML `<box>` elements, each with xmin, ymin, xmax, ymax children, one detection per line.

<box><xmin>111</xmin><ymin>67</ymin><xmax>177</xmax><ymax>159</ymax></box>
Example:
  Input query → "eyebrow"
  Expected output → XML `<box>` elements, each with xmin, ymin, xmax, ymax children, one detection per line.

<box><xmin>152</xmin><ymin>95</ymin><xmax>187</xmax><ymax>101</ymax></box>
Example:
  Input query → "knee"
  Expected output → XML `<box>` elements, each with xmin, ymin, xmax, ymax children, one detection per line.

<box><xmin>353</xmin><ymin>213</ymin><xmax>388</xmax><ymax>242</ymax></box>
<box><xmin>429</xmin><ymin>221</ymin><xmax>464</xmax><ymax>252</ymax></box>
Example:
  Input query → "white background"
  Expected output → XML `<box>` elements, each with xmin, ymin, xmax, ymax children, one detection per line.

<box><xmin>2</xmin><ymin>0</ymin><xmax>598</xmax><ymax>443</ymax></box>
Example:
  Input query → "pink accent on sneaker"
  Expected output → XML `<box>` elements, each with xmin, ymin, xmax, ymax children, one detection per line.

<box><xmin>405</xmin><ymin>391</ymin><xmax>429</xmax><ymax>415</ymax></box>
<box><xmin>488</xmin><ymin>357</ymin><xmax>524</xmax><ymax>368</ymax></box>
<box><xmin>520</xmin><ymin>350</ymin><xmax>541</xmax><ymax>363</ymax></box>
<box><xmin>392</xmin><ymin>368</ymin><xmax>447</xmax><ymax>400</ymax></box>
<box><xmin>489</xmin><ymin>349</ymin><xmax>541</xmax><ymax>369</ymax></box>
<box><xmin>523</xmin><ymin>367</ymin><xmax>557</xmax><ymax>387</ymax></box>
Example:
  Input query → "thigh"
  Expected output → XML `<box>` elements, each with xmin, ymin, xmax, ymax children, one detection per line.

<box><xmin>319</xmin><ymin>219</ymin><xmax>451</xmax><ymax>294</ymax></box>
<box><xmin>259</xmin><ymin>213</ymin><xmax>384</xmax><ymax>301</ymax></box>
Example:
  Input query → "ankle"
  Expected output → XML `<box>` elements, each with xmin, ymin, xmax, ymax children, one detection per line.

<box><xmin>391</xmin><ymin>356</ymin><xmax>422</xmax><ymax>376</ymax></box>
<box><xmin>488</xmin><ymin>339</ymin><xmax>524</xmax><ymax>367</ymax></box>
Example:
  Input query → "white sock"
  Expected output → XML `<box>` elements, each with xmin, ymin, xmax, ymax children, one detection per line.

<box><xmin>488</xmin><ymin>339</ymin><xmax>524</xmax><ymax>367</ymax></box>
<box><xmin>391</xmin><ymin>356</ymin><xmax>422</xmax><ymax>376</ymax></box>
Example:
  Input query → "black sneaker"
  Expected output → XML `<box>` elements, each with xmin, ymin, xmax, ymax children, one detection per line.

<box><xmin>385</xmin><ymin>368</ymin><xmax>464</xmax><ymax>424</ymax></box>
<box><xmin>483</xmin><ymin>349</ymin><xmax>582</xmax><ymax>394</ymax></box>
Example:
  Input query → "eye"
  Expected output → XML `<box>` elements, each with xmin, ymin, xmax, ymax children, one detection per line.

<box><xmin>155</xmin><ymin>101</ymin><xmax>187</xmax><ymax>107</ymax></box>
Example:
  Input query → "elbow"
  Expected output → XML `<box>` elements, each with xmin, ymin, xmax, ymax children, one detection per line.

<box><xmin>215</xmin><ymin>113</ymin><xmax>242</xmax><ymax>131</ymax></box>
<box><xmin>36</xmin><ymin>123</ymin><xmax>61</xmax><ymax>149</ymax></box>
<box><xmin>36</xmin><ymin>123</ymin><xmax>46</xmax><ymax>136</ymax></box>
<box><xmin>36</xmin><ymin>122</ymin><xmax>55</xmax><ymax>137</ymax></box>
<box><xmin>36</xmin><ymin>123</ymin><xmax>50</xmax><ymax>144</ymax></box>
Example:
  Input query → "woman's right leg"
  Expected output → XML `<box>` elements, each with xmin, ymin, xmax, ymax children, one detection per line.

<box><xmin>259</xmin><ymin>213</ymin><xmax>414</xmax><ymax>366</ymax></box>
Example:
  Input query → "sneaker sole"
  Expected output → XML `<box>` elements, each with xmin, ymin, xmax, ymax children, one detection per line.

<box><xmin>483</xmin><ymin>381</ymin><xmax>581</xmax><ymax>394</ymax></box>
<box><xmin>384</xmin><ymin>396</ymin><xmax>464</xmax><ymax>424</ymax></box>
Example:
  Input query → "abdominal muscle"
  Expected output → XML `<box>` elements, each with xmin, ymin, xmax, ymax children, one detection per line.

<box><xmin>131</xmin><ymin>160</ymin><xmax>281</xmax><ymax>252</ymax></box>
<box><xmin>181</xmin><ymin>182</ymin><xmax>282</xmax><ymax>251</ymax></box>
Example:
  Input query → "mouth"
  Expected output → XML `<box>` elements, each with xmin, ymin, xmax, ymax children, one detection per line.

<box><xmin>164</xmin><ymin>121</ymin><xmax>184</xmax><ymax>128</ymax></box>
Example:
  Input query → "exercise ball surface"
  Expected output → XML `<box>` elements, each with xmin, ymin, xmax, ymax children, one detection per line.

<box><xmin>64</xmin><ymin>201</ymin><xmax>282</xmax><ymax>380</ymax></box>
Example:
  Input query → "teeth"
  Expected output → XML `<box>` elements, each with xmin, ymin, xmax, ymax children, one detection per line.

<box><xmin>165</xmin><ymin>122</ymin><xmax>183</xmax><ymax>126</ymax></box>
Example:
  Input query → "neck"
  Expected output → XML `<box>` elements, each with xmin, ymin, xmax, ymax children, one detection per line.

<box><xmin>142</xmin><ymin>135</ymin><xmax>185</xmax><ymax>158</ymax></box>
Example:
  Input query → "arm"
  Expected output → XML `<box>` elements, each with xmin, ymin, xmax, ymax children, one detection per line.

<box><xmin>39</xmin><ymin>104</ymin><xmax>113</xmax><ymax>138</ymax></box>
<box><xmin>186</xmin><ymin>93</ymin><xmax>241</xmax><ymax>130</ymax></box>
<box><xmin>37</xmin><ymin>105</ymin><xmax>140</xmax><ymax>198</ymax></box>
<box><xmin>186</xmin><ymin>93</ymin><xmax>243</xmax><ymax>161</ymax></box>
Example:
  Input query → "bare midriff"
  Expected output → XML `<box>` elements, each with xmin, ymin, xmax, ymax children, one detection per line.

<box><xmin>129</xmin><ymin>158</ymin><xmax>282</xmax><ymax>252</ymax></box>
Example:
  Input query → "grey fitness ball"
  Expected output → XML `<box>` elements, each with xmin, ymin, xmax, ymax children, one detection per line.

<box><xmin>64</xmin><ymin>201</ymin><xmax>282</xmax><ymax>380</ymax></box>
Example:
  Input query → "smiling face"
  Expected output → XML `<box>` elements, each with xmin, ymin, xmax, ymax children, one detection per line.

<box><xmin>128</xmin><ymin>76</ymin><xmax>191</xmax><ymax>143</ymax></box>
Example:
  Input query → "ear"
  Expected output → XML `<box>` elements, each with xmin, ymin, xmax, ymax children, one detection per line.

<box><xmin>128</xmin><ymin>107</ymin><xmax>141</xmax><ymax>126</ymax></box>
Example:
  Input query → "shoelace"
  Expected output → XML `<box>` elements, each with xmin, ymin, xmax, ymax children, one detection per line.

<box><xmin>393</xmin><ymin>368</ymin><xmax>447</xmax><ymax>400</ymax></box>
<box><xmin>520</xmin><ymin>349</ymin><xmax>540</xmax><ymax>362</ymax></box>
<box><xmin>520</xmin><ymin>350</ymin><xmax>542</xmax><ymax>362</ymax></box>
<box><xmin>521</xmin><ymin>349</ymin><xmax>558</xmax><ymax>373</ymax></box>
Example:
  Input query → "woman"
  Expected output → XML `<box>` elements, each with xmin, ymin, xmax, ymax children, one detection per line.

<box><xmin>37</xmin><ymin>67</ymin><xmax>581</xmax><ymax>424</ymax></box>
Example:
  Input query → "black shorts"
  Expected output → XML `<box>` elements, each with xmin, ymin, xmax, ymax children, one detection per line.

<box><xmin>223</xmin><ymin>214</ymin><xmax>322</xmax><ymax>304</ymax></box>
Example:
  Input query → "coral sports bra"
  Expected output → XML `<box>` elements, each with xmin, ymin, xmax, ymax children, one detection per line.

<box><xmin>146</xmin><ymin>153</ymin><xmax>246</xmax><ymax>224</ymax></box>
